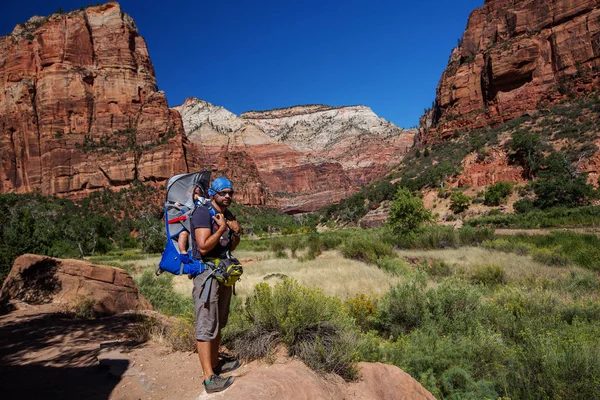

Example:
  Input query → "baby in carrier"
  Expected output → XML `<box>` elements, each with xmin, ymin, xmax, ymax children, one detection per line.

<box><xmin>176</xmin><ymin>184</ymin><xmax>206</xmax><ymax>253</ymax></box>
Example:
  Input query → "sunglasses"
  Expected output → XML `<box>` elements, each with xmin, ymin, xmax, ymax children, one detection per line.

<box><xmin>217</xmin><ymin>190</ymin><xmax>234</xmax><ymax>197</ymax></box>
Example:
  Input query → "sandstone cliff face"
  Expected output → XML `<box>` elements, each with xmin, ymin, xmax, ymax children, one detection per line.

<box><xmin>430</xmin><ymin>0</ymin><xmax>600</xmax><ymax>136</ymax></box>
<box><xmin>176</xmin><ymin>97</ymin><xmax>415</xmax><ymax>212</ymax></box>
<box><xmin>0</xmin><ymin>3</ymin><xmax>197</xmax><ymax>197</ymax></box>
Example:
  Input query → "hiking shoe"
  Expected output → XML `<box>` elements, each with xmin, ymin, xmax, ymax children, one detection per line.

<box><xmin>219</xmin><ymin>352</ymin><xmax>237</xmax><ymax>362</ymax></box>
<box><xmin>213</xmin><ymin>358</ymin><xmax>241</xmax><ymax>374</ymax></box>
<box><xmin>203</xmin><ymin>374</ymin><xmax>234</xmax><ymax>393</ymax></box>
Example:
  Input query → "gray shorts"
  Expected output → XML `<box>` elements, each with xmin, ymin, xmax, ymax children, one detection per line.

<box><xmin>192</xmin><ymin>269</ymin><xmax>233</xmax><ymax>341</ymax></box>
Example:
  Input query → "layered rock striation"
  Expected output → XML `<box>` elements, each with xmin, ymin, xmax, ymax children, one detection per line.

<box><xmin>0</xmin><ymin>2</ymin><xmax>197</xmax><ymax>197</ymax></box>
<box><xmin>176</xmin><ymin>97</ymin><xmax>415</xmax><ymax>212</ymax></box>
<box><xmin>427</xmin><ymin>0</ymin><xmax>600</xmax><ymax>136</ymax></box>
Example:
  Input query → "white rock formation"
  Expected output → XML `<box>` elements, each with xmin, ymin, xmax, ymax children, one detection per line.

<box><xmin>241</xmin><ymin>105</ymin><xmax>405</xmax><ymax>152</ymax></box>
<box><xmin>173</xmin><ymin>97</ymin><xmax>244</xmax><ymax>135</ymax></box>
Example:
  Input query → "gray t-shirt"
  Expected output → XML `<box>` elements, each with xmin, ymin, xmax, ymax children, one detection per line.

<box><xmin>190</xmin><ymin>205</ymin><xmax>234</xmax><ymax>260</ymax></box>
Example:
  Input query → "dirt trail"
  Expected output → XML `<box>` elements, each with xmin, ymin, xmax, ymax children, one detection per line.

<box><xmin>0</xmin><ymin>302</ymin><xmax>204</xmax><ymax>400</ymax></box>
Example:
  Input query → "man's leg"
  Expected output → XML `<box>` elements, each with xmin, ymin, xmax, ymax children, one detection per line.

<box><xmin>197</xmin><ymin>340</ymin><xmax>214</xmax><ymax>381</ymax></box>
<box><xmin>211</xmin><ymin>331</ymin><xmax>221</xmax><ymax>368</ymax></box>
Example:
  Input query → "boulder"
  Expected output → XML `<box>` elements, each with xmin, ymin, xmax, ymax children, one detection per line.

<box><xmin>202</xmin><ymin>358</ymin><xmax>435</xmax><ymax>400</ymax></box>
<box><xmin>0</xmin><ymin>254</ymin><xmax>152</xmax><ymax>315</ymax></box>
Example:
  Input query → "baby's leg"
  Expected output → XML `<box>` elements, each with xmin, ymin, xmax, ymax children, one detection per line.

<box><xmin>178</xmin><ymin>231</ymin><xmax>189</xmax><ymax>253</ymax></box>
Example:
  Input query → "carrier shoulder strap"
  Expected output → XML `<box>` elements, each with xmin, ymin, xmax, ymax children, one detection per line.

<box><xmin>206</xmin><ymin>203</ymin><xmax>234</xmax><ymax>252</ymax></box>
<box><xmin>187</xmin><ymin>199</ymin><xmax>211</xmax><ymax>251</ymax></box>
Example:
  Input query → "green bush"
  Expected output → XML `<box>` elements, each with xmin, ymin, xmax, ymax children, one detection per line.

<box><xmin>387</xmin><ymin>188</ymin><xmax>433</xmax><ymax>234</ymax></box>
<box><xmin>449</xmin><ymin>192</ymin><xmax>470</xmax><ymax>213</ymax></box>
<box><xmin>513</xmin><ymin>198</ymin><xmax>535</xmax><ymax>213</ymax></box>
<box><xmin>484</xmin><ymin>182</ymin><xmax>513</xmax><ymax>206</ymax></box>
<box><xmin>531</xmin><ymin>247</ymin><xmax>570</xmax><ymax>267</ymax></box>
<box><xmin>467</xmin><ymin>205</ymin><xmax>600</xmax><ymax>228</ymax></box>
<box><xmin>136</xmin><ymin>270</ymin><xmax>193</xmax><ymax>317</ymax></box>
<box><xmin>470</xmin><ymin>264</ymin><xmax>507</xmax><ymax>286</ymax></box>
<box><xmin>223</xmin><ymin>279</ymin><xmax>360</xmax><ymax>380</ymax></box>
<box><xmin>531</xmin><ymin>153</ymin><xmax>595</xmax><ymax>209</ymax></box>
<box><xmin>481</xmin><ymin>238</ymin><xmax>534</xmax><ymax>255</ymax></box>
<box><xmin>375</xmin><ymin>256</ymin><xmax>410</xmax><ymax>275</ymax></box>
<box><xmin>341</xmin><ymin>235</ymin><xmax>394</xmax><ymax>264</ymax></box>
<box><xmin>373</xmin><ymin>277</ymin><xmax>600</xmax><ymax>399</ymax></box>
<box><xmin>486</xmin><ymin>232</ymin><xmax>600</xmax><ymax>270</ymax></box>
<box><xmin>376</xmin><ymin>280</ymin><xmax>429</xmax><ymax>336</ymax></box>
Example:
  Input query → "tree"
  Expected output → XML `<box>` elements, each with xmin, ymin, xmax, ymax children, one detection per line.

<box><xmin>484</xmin><ymin>182</ymin><xmax>513</xmax><ymax>206</ymax></box>
<box><xmin>387</xmin><ymin>188</ymin><xmax>433</xmax><ymax>234</ymax></box>
<box><xmin>508</xmin><ymin>132</ymin><xmax>545</xmax><ymax>178</ymax></box>
<box><xmin>450</xmin><ymin>192</ymin><xmax>470</xmax><ymax>213</ymax></box>
<box><xmin>531</xmin><ymin>152</ymin><xmax>594</xmax><ymax>209</ymax></box>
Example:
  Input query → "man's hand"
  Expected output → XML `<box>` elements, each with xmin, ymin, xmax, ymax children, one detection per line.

<box><xmin>227</xmin><ymin>219</ymin><xmax>241</xmax><ymax>234</ymax></box>
<box><xmin>212</xmin><ymin>213</ymin><xmax>227</xmax><ymax>229</ymax></box>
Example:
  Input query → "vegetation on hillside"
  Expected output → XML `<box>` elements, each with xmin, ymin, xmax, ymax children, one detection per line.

<box><xmin>320</xmin><ymin>93</ymin><xmax>600</xmax><ymax>226</ymax></box>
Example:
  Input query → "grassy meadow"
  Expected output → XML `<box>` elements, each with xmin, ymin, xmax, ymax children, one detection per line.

<box><xmin>87</xmin><ymin>226</ymin><xmax>600</xmax><ymax>399</ymax></box>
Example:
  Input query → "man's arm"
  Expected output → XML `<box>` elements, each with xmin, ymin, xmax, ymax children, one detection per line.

<box><xmin>195</xmin><ymin>214</ymin><xmax>228</xmax><ymax>255</ymax></box>
<box><xmin>227</xmin><ymin>219</ymin><xmax>241</xmax><ymax>251</ymax></box>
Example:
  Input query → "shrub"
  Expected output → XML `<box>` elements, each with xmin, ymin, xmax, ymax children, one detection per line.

<box><xmin>531</xmin><ymin>152</ymin><xmax>595</xmax><ymax>209</ymax></box>
<box><xmin>70</xmin><ymin>295</ymin><xmax>98</xmax><ymax>319</ymax></box>
<box><xmin>387</xmin><ymin>188</ymin><xmax>433</xmax><ymax>235</ymax></box>
<box><xmin>484</xmin><ymin>182</ymin><xmax>513</xmax><ymax>206</ymax></box>
<box><xmin>136</xmin><ymin>270</ymin><xmax>193</xmax><ymax>317</ymax></box>
<box><xmin>166</xmin><ymin>315</ymin><xmax>197</xmax><ymax>352</ymax></box>
<box><xmin>224</xmin><ymin>279</ymin><xmax>360</xmax><ymax>380</ymax></box>
<box><xmin>531</xmin><ymin>248</ymin><xmax>570</xmax><ymax>267</ymax></box>
<box><xmin>417</xmin><ymin>259</ymin><xmax>453</xmax><ymax>277</ymax></box>
<box><xmin>449</xmin><ymin>192</ymin><xmax>470</xmax><ymax>213</ymax></box>
<box><xmin>513</xmin><ymin>198</ymin><xmax>535</xmax><ymax>213</ymax></box>
<box><xmin>376</xmin><ymin>280</ymin><xmax>429</xmax><ymax>336</ymax></box>
<box><xmin>346</xmin><ymin>294</ymin><xmax>378</xmax><ymax>332</ymax></box>
<box><xmin>482</xmin><ymin>238</ymin><xmax>533</xmax><ymax>255</ymax></box>
<box><xmin>375</xmin><ymin>256</ymin><xmax>410</xmax><ymax>275</ymax></box>
<box><xmin>393</xmin><ymin>225</ymin><xmax>494</xmax><ymax>250</ymax></box>
<box><xmin>470</xmin><ymin>264</ymin><xmax>507</xmax><ymax>286</ymax></box>
<box><xmin>341</xmin><ymin>235</ymin><xmax>394</xmax><ymax>264</ymax></box>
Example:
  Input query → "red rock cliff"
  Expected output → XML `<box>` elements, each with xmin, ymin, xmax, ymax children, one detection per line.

<box><xmin>427</xmin><ymin>0</ymin><xmax>600</xmax><ymax>137</ymax></box>
<box><xmin>0</xmin><ymin>2</ymin><xmax>197</xmax><ymax>197</ymax></box>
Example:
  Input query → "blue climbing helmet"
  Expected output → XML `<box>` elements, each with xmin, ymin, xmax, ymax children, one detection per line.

<box><xmin>208</xmin><ymin>177</ymin><xmax>233</xmax><ymax>196</ymax></box>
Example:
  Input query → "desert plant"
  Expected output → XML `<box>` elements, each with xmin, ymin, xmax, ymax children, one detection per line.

<box><xmin>70</xmin><ymin>295</ymin><xmax>98</xmax><ymax>319</ymax></box>
<box><xmin>224</xmin><ymin>279</ymin><xmax>360</xmax><ymax>380</ymax></box>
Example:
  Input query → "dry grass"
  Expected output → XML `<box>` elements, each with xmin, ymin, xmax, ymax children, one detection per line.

<box><xmin>396</xmin><ymin>246</ymin><xmax>588</xmax><ymax>283</ymax></box>
<box><xmin>171</xmin><ymin>249</ymin><xmax>402</xmax><ymax>301</ymax></box>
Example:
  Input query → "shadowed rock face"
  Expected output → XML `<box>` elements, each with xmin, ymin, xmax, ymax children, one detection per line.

<box><xmin>176</xmin><ymin>97</ymin><xmax>416</xmax><ymax>212</ymax></box>
<box><xmin>427</xmin><ymin>0</ymin><xmax>600</xmax><ymax>136</ymax></box>
<box><xmin>0</xmin><ymin>2</ymin><xmax>197</xmax><ymax>197</ymax></box>
<box><xmin>0</xmin><ymin>254</ymin><xmax>152</xmax><ymax>315</ymax></box>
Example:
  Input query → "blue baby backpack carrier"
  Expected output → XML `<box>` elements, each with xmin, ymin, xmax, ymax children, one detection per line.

<box><xmin>156</xmin><ymin>171</ymin><xmax>211</xmax><ymax>277</ymax></box>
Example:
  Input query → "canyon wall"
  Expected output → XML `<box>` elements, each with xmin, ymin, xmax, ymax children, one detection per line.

<box><xmin>176</xmin><ymin>98</ymin><xmax>415</xmax><ymax>212</ymax></box>
<box><xmin>0</xmin><ymin>2</ymin><xmax>197</xmax><ymax>197</ymax></box>
<box><xmin>428</xmin><ymin>0</ymin><xmax>600</xmax><ymax>136</ymax></box>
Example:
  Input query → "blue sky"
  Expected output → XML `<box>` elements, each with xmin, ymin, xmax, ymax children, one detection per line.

<box><xmin>2</xmin><ymin>0</ymin><xmax>482</xmax><ymax>128</ymax></box>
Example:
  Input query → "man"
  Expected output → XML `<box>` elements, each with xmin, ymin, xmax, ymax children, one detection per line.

<box><xmin>190</xmin><ymin>177</ymin><xmax>242</xmax><ymax>393</ymax></box>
